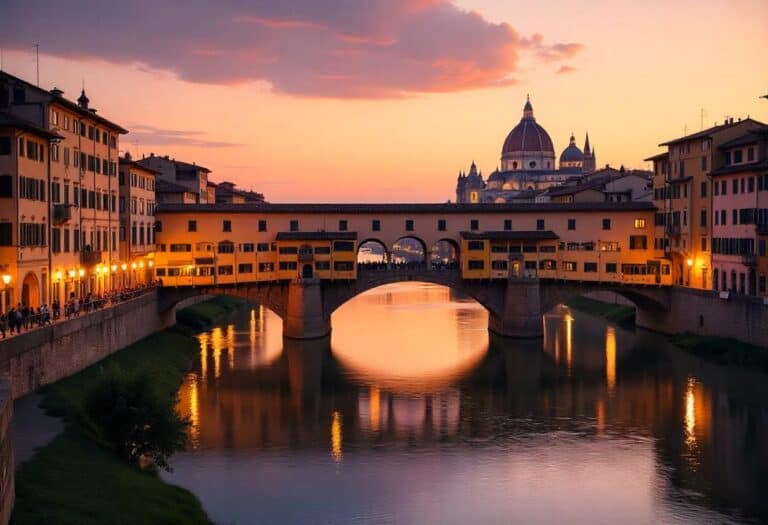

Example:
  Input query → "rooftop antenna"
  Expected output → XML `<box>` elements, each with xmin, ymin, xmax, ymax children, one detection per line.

<box><xmin>33</xmin><ymin>43</ymin><xmax>39</xmax><ymax>86</ymax></box>
<box><xmin>700</xmin><ymin>108</ymin><xmax>706</xmax><ymax>131</ymax></box>
<box><xmin>683</xmin><ymin>124</ymin><xmax>688</xmax><ymax>136</ymax></box>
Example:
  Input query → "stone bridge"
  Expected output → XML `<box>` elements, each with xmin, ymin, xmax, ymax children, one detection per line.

<box><xmin>158</xmin><ymin>268</ymin><xmax>672</xmax><ymax>339</ymax></box>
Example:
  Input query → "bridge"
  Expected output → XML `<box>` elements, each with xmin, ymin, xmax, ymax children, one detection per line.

<box><xmin>153</xmin><ymin>201</ymin><xmax>674</xmax><ymax>338</ymax></box>
<box><xmin>159</xmin><ymin>266</ymin><xmax>671</xmax><ymax>338</ymax></box>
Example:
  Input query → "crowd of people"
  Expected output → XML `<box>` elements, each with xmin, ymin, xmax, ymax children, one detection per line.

<box><xmin>0</xmin><ymin>282</ymin><xmax>158</xmax><ymax>339</ymax></box>
<box><xmin>357</xmin><ymin>261</ymin><xmax>459</xmax><ymax>271</ymax></box>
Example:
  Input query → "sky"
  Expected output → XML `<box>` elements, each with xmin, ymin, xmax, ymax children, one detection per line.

<box><xmin>1</xmin><ymin>0</ymin><xmax>766</xmax><ymax>202</ymax></box>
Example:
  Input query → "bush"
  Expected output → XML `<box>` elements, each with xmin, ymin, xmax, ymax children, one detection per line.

<box><xmin>84</xmin><ymin>367</ymin><xmax>190</xmax><ymax>472</ymax></box>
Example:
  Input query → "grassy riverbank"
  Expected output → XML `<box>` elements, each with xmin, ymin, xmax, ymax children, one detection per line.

<box><xmin>565</xmin><ymin>296</ymin><xmax>636</xmax><ymax>324</ymax></box>
<box><xmin>12</xmin><ymin>296</ymin><xmax>245</xmax><ymax>525</ymax></box>
<box><xmin>669</xmin><ymin>332</ymin><xmax>768</xmax><ymax>372</ymax></box>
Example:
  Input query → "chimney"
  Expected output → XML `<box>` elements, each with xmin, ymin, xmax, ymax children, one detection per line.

<box><xmin>50</xmin><ymin>87</ymin><xmax>64</xmax><ymax>97</ymax></box>
<box><xmin>125</xmin><ymin>151</ymin><xmax>132</xmax><ymax>161</ymax></box>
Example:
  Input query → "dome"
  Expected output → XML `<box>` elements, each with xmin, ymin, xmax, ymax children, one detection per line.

<box><xmin>559</xmin><ymin>134</ymin><xmax>584</xmax><ymax>163</ymax></box>
<box><xmin>501</xmin><ymin>99</ymin><xmax>555</xmax><ymax>157</ymax></box>
<box><xmin>487</xmin><ymin>170</ymin><xmax>505</xmax><ymax>182</ymax></box>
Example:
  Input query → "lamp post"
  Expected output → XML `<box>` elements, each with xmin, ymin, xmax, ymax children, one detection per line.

<box><xmin>686</xmin><ymin>258</ymin><xmax>693</xmax><ymax>287</ymax></box>
<box><xmin>1</xmin><ymin>274</ymin><xmax>10</xmax><ymax>314</ymax></box>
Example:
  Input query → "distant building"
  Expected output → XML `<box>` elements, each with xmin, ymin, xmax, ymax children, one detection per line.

<box><xmin>542</xmin><ymin>166</ymin><xmax>653</xmax><ymax>204</ymax></box>
<box><xmin>155</xmin><ymin>179</ymin><xmax>197</xmax><ymax>205</ymax></box>
<box><xmin>456</xmin><ymin>97</ymin><xmax>596</xmax><ymax>203</ymax></box>
<box><xmin>137</xmin><ymin>153</ymin><xmax>211</xmax><ymax>204</ymax></box>
<box><xmin>215</xmin><ymin>181</ymin><xmax>265</xmax><ymax>204</ymax></box>
<box><xmin>709</xmin><ymin>125</ymin><xmax>768</xmax><ymax>295</ymax></box>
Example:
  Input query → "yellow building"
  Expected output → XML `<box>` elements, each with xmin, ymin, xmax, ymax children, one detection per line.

<box><xmin>0</xmin><ymin>71</ymin><xmax>128</xmax><ymax>308</ymax></box>
<box><xmin>648</xmin><ymin>118</ymin><xmax>765</xmax><ymax>289</ymax></box>
<box><xmin>118</xmin><ymin>154</ymin><xmax>158</xmax><ymax>286</ymax></box>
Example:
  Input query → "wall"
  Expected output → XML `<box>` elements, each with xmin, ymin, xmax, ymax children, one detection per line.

<box><xmin>637</xmin><ymin>287</ymin><xmax>768</xmax><ymax>346</ymax></box>
<box><xmin>0</xmin><ymin>290</ymin><xmax>163</xmax><ymax>399</ymax></box>
<box><xmin>0</xmin><ymin>379</ymin><xmax>13</xmax><ymax>525</ymax></box>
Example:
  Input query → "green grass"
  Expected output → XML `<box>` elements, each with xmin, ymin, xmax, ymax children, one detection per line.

<box><xmin>566</xmin><ymin>296</ymin><xmax>636</xmax><ymax>324</ymax></box>
<box><xmin>669</xmin><ymin>332</ymin><xmax>768</xmax><ymax>372</ymax></box>
<box><xmin>10</xmin><ymin>300</ymin><xmax>237</xmax><ymax>525</ymax></box>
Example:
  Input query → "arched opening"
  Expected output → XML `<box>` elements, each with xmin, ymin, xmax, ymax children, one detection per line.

<box><xmin>21</xmin><ymin>271</ymin><xmax>40</xmax><ymax>308</ymax></box>
<box><xmin>301</xmin><ymin>264</ymin><xmax>314</xmax><ymax>279</ymax></box>
<box><xmin>430</xmin><ymin>239</ymin><xmax>459</xmax><ymax>270</ymax></box>
<box><xmin>331</xmin><ymin>282</ymin><xmax>488</xmax><ymax>393</ymax></box>
<box><xmin>392</xmin><ymin>236</ymin><xmax>426</xmax><ymax>268</ymax></box>
<box><xmin>357</xmin><ymin>239</ymin><xmax>389</xmax><ymax>270</ymax></box>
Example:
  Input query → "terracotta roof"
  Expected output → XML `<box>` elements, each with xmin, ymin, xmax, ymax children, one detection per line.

<box><xmin>275</xmin><ymin>232</ymin><xmax>357</xmax><ymax>241</ymax></box>
<box><xmin>460</xmin><ymin>230</ymin><xmax>559</xmax><ymax>241</ymax></box>
<box><xmin>118</xmin><ymin>156</ymin><xmax>160</xmax><ymax>175</ymax></box>
<box><xmin>644</xmin><ymin>152</ymin><xmax>669</xmax><ymax>162</ymax></box>
<box><xmin>659</xmin><ymin>118</ymin><xmax>766</xmax><ymax>146</ymax></box>
<box><xmin>710</xmin><ymin>160</ymin><xmax>768</xmax><ymax>177</ymax></box>
<box><xmin>156</xmin><ymin>179</ymin><xmax>194</xmax><ymax>194</ymax></box>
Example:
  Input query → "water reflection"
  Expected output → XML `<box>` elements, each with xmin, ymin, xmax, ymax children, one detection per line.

<box><xmin>166</xmin><ymin>284</ymin><xmax>768</xmax><ymax>525</ymax></box>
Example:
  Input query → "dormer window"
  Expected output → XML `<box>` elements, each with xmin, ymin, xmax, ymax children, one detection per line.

<box><xmin>733</xmin><ymin>150</ymin><xmax>743</xmax><ymax>164</ymax></box>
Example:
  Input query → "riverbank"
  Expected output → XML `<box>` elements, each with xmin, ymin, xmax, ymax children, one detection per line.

<box><xmin>566</xmin><ymin>296</ymin><xmax>636</xmax><ymax>324</ymax></box>
<box><xmin>669</xmin><ymin>332</ymin><xmax>768</xmax><ymax>373</ymax></box>
<box><xmin>12</xmin><ymin>296</ymin><xmax>246</xmax><ymax>525</ymax></box>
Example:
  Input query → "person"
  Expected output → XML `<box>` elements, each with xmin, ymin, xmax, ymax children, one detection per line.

<box><xmin>73</xmin><ymin>296</ymin><xmax>80</xmax><ymax>317</ymax></box>
<box><xmin>52</xmin><ymin>299</ymin><xmax>60</xmax><ymax>320</ymax></box>
<box><xmin>0</xmin><ymin>311</ymin><xmax>6</xmax><ymax>338</ymax></box>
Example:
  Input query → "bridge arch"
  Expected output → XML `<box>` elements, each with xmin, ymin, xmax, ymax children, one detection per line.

<box><xmin>357</xmin><ymin>238</ymin><xmax>389</xmax><ymax>265</ymax></box>
<box><xmin>429</xmin><ymin>238</ymin><xmax>460</xmax><ymax>269</ymax></box>
<box><xmin>392</xmin><ymin>236</ymin><xmax>427</xmax><ymax>265</ymax></box>
<box><xmin>538</xmin><ymin>281</ymin><xmax>670</xmax><ymax>317</ymax></box>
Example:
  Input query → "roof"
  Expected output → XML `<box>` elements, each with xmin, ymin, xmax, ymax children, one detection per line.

<box><xmin>666</xmin><ymin>176</ymin><xmax>693</xmax><ymax>184</ymax></box>
<box><xmin>0</xmin><ymin>71</ymin><xmax>128</xmax><ymax>134</ymax></box>
<box><xmin>157</xmin><ymin>201</ymin><xmax>656</xmax><ymax>214</ymax></box>
<box><xmin>0</xmin><ymin>112</ymin><xmax>64</xmax><ymax>140</ymax></box>
<box><xmin>643</xmin><ymin>152</ymin><xmax>669</xmax><ymax>162</ymax></box>
<box><xmin>118</xmin><ymin>156</ymin><xmax>160</xmax><ymax>175</ymax></box>
<box><xmin>659</xmin><ymin>118</ymin><xmax>766</xmax><ymax>146</ymax></box>
<box><xmin>138</xmin><ymin>155</ymin><xmax>211</xmax><ymax>173</ymax></box>
<box><xmin>206</xmin><ymin>181</ymin><xmax>217</xmax><ymax>187</ymax></box>
<box><xmin>501</xmin><ymin>98</ymin><xmax>554</xmax><ymax>156</ymax></box>
<box><xmin>710</xmin><ymin>160</ymin><xmax>768</xmax><ymax>177</ymax></box>
<box><xmin>155</xmin><ymin>179</ymin><xmax>195</xmax><ymax>194</ymax></box>
<box><xmin>546</xmin><ymin>181</ymin><xmax>604</xmax><ymax>197</ymax></box>
<box><xmin>718</xmin><ymin>126</ymin><xmax>768</xmax><ymax>149</ymax></box>
<box><xmin>460</xmin><ymin>230</ymin><xmax>559</xmax><ymax>241</ymax></box>
<box><xmin>275</xmin><ymin>232</ymin><xmax>358</xmax><ymax>241</ymax></box>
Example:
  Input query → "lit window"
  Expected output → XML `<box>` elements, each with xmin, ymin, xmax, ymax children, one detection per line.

<box><xmin>634</xmin><ymin>218</ymin><xmax>646</xmax><ymax>229</ymax></box>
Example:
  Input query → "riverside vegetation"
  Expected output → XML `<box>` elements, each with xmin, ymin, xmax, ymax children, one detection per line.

<box><xmin>12</xmin><ymin>296</ymin><xmax>246</xmax><ymax>525</ymax></box>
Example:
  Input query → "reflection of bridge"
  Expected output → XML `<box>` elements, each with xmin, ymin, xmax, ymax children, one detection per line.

<box><xmin>160</xmin><ymin>266</ymin><xmax>671</xmax><ymax>339</ymax></box>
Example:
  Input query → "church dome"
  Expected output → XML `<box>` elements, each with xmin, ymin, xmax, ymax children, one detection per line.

<box><xmin>559</xmin><ymin>134</ymin><xmax>583</xmax><ymax>163</ymax></box>
<box><xmin>500</xmin><ymin>97</ymin><xmax>556</xmax><ymax>172</ymax></box>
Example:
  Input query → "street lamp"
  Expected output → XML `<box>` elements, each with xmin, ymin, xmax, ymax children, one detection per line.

<box><xmin>686</xmin><ymin>258</ymin><xmax>693</xmax><ymax>287</ymax></box>
<box><xmin>1</xmin><ymin>274</ymin><xmax>10</xmax><ymax>314</ymax></box>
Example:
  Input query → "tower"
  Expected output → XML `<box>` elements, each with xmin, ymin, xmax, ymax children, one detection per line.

<box><xmin>582</xmin><ymin>133</ymin><xmax>596</xmax><ymax>174</ymax></box>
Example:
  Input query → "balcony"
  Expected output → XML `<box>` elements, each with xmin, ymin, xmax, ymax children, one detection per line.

<box><xmin>80</xmin><ymin>250</ymin><xmax>103</xmax><ymax>266</ymax></box>
<box><xmin>757</xmin><ymin>223</ymin><xmax>768</xmax><ymax>235</ymax></box>
<box><xmin>742</xmin><ymin>254</ymin><xmax>757</xmax><ymax>266</ymax></box>
<box><xmin>665</xmin><ymin>224</ymin><xmax>682</xmax><ymax>236</ymax></box>
<box><xmin>52</xmin><ymin>204</ymin><xmax>72</xmax><ymax>224</ymax></box>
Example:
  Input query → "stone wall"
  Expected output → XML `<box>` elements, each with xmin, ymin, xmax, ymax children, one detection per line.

<box><xmin>637</xmin><ymin>287</ymin><xmax>768</xmax><ymax>346</ymax></box>
<box><xmin>0</xmin><ymin>380</ymin><xmax>13</xmax><ymax>525</ymax></box>
<box><xmin>0</xmin><ymin>290</ymin><xmax>163</xmax><ymax>399</ymax></box>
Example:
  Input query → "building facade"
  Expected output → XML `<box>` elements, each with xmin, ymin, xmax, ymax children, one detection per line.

<box><xmin>648</xmin><ymin>118</ymin><xmax>765</xmax><ymax>289</ymax></box>
<box><xmin>118</xmin><ymin>154</ymin><xmax>157</xmax><ymax>286</ymax></box>
<box><xmin>137</xmin><ymin>153</ymin><xmax>211</xmax><ymax>204</ymax></box>
<box><xmin>0</xmin><ymin>71</ymin><xmax>128</xmax><ymax>309</ymax></box>
<box><xmin>456</xmin><ymin>97</ymin><xmax>596</xmax><ymax>203</ymax></box>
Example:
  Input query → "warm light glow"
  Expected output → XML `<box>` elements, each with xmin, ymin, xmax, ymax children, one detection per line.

<box><xmin>187</xmin><ymin>373</ymin><xmax>200</xmax><ymax>449</ymax></box>
<box><xmin>78</xmin><ymin>268</ymin><xmax>85</xmax><ymax>277</ymax></box>
<box><xmin>139</xmin><ymin>261</ymin><xmax>145</xmax><ymax>268</ymax></box>
<box><xmin>369</xmin><ymin>386</ymin><xmax>381</xmax><ymax>432</ymax></box>
<box><xmin>111</xmin><ymin>264</ymin><xmax>117</xmax><ymax>272</ymax></box>
<box><xmin>198</xmin><ymin>333</ymin><xmax>209</xmax><ymax>380</ymax></box>
<box><xmin>54</xmin><ymin>271</ymin><xmax>62</xmax><ymax>281</ymax></box>
<box><xmin>148</xmin><ymin>260</ymin><xmax>154</xmax><ymax>268</ymax></box>
<box><xmin>68</xmin><ymin>270</ymin><xmax>75</xmax><ymax>279</ymax></box>
<box><xmin>121</xmin><ymin>263</ymin><xmax>128</xmax><ymax>271</ymax></box>
<box><xmin>564</xmin><ymin>311</ymin><xmax>573</xmax><ymax>373</ymax></box>
<box><xmin>1</xmin><ymin>274</ymin><xmax>9</xmax><ymax>285</ymax></box>
<box><xmin>687</xmin><ymin>258</ymin><xmax>694</xmax><ymax>267</ymax></box>
<box><xmin>330</xmin><ymin>411</ymin><xmax>343</xmax><ymax>463</ymax></box>
<box><xmin>605</xmin><ymin>326</ymin><xmax>617</xmax><ymax>395</ymax></box>
<box><xmin>211</xmin><ymin>326</ymin><xmax>223</xmax><ymax>379</ymax></box>
<box><xmin>131</xmin><ymin>262</ymin><xmax>137</xmax><ymax>270</ymax></box>
<box><xmin>226</xmin><ymin>324</ymin><xmax>235</xmax><ymax>370</ymax></box>
<box><xmin>685</xmin><ymin>377</ymin><xmax>696</xmax><ymax>447</ymax></box>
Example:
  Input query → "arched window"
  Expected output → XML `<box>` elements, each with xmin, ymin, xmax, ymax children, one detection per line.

<box><xmin>512</xmin><ymin>161</ymin><xmax>518</xmax><ymax>170</ymax></box>
<box><xmin>529</xmin><ymin>161</ymin><xmax>537</xmax><ymax>169</ymax></box>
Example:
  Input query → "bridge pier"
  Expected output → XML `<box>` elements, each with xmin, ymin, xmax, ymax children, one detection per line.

<box><xmin>284</xmin><ymin>279</ymin><xmax>331</xmax><ymax>339</ymax></box>
<box><xmin>488</xmin><ymin>279</ymin><xmax>544</xmax><ymax>338</ymax></box>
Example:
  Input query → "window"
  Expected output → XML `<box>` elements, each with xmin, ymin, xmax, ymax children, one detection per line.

<box><xmin>629</xmin><ymin>235</ymin><xmax>648</xmax><ymax>249</ymax></box>
<box><xmin>258</xmin><ymin>263</ymin><xmax>274</xmax><ymax>272</ymax></box>
<box><xmin>470</xmin><ymin>219</ymin><xmax>479</xmax><ymax>231</ymax></box>
<box><xmin>605</xmin><ymin>263</ymin><xmax>617</xmax><ymax>273</ymax></box>
<box><xmin>0</xmin><ymin>222</ymin><xmax>12</xmax><ymax>246</ymax></box>
<box><xmin>701</xmin><ymin>237</ymin><xmax>707</xmax><ymax>252</ymax></box>
<box><xmin>218</xmin><ymin>265</ymin><xmax>234</xmax><ymax>275</ymax></box>
<box><xmin>701</xmin><ymin>156</ymin><xmax>707</xmax><ymax>171</ymax></box>
<box><xmin>240</xmin><ymin>243</ymin><xmax>254</xmax><ymax>252</ymax></box>
<box><xmin>734</xmin><ymin>150</ymin><xmax>743</xmax><ymax>163</ymax></box>
<box><xmin>372</xmin><ymin>219</ymin><xmax>381</xmax><ymax>231</ymax></box>
<box><xmin>491</xmin><ymin>260</ymin><xmax>508</xmax><ymax>270</ymax></box>
<box><xmin>223</xmin><ymin>220</ymin><xmax>231</xmax><ymax>232</ymax></box>
<box><xmin>634</xmin><ymin>218</ymin><xmax>646</xmax><ymax>229</ymax></box>
<box><xmin>467</xmin><ymin>240</ymin><xmax>484</xmax><ymax>251</ymax></box>
<box><xmin>562</xmin><ymin>261</ymin><xmax>577</xmax><ymax>272</ymax></box>
<box><xmin>491</xmin><ymin>245</ymin><xmax>507</xmax><ymax>253</ymax></box>
<box><xmin>0</xmin><ymin>175</ymin><xmax>12</xmax><ymax>197</ymax></box>
<box><xmin>584</xmin><ymin>262</ymin><xmax>598</xmax><ymax>272</ymax></box>
<box><xmin>238</xmin><ymin>263</ymin><xmax>253</xmax><ymax>273</ymax></box>
<box><xmin>339</xmin><ymin>220</ymin><xmax>348</xmax><ymax>231</ymax></box>
<box><xmin>257</xmin><ymin>243</ymin><xmax>270</xmax><ymax>252</ymax></box>
<box><xmin>218</xmin><ymin>242</ymin><xmax>234</xmax><ymax>254</ymax></box>
<box><xmin>567</xmin><ymin>218</ymin><xmax>576</xmax><ymax>230</ymax></box>
<box><xmin>279</xmin><ymin>246</ymin><xmax>298</xmax><ymax>255</ymax></box>
<box><xmin>602</xmin><ymin>218</ymin><xmax>611</xmax><ymax>230</ymax></box>
<box><xmin>536</xmin><ymin>219</ymin><xmax>544</xmax><ymax>231</ymax></box>
<box><xmin>0</xmin><ymin>137</ymin><xmax>10</xmax><ymax>155</ymax></box>
<box><xmin>468</xmin><ymin>260</ymin><xmax>484</xmax><ymax>270</ymax></box>
<box><xmin>334</xmin><ymin>261</ymin><xmax>354</xmax><ymax>271</ymax></box>
<box><xmin>170</xmin><ymin>244</ymin><xmax>192</xmax><ymax>252</ymax></box>
<box><xmin>405</xmin><ymin>219</ymin><xmax>414</xmax><ymax>231</ymax></box>
<box><xmin>333</xmin><ymin>241</ymin><xmax>354</xmax><ymax>252</ymax></box>
<box><xmin>315</xmin><ymin>261</ymin><xmax>331</xmax><ymax>270</ymax></box>
<box><xmin>290</xmin><ymin>219</ymin><xmax>299</xmax><ymax>232</ymax></box>
<box><xmin>437</xmin><ymin>219</ymin><xmax>446</xmax><ymax>231</ymax></box>
<box><xmin>258</xmin><ymin>220</ymin><xmax>267</xmax><ymax>232</ymax></box>
<box><xmin>748</xmin><ymin>177</ymin><xmax>755</xmax><ymax>193</ymax></box>
<box><xmin>700</xmin><ymin>210</ymin><xmax>707</xmax><ymax>226</ymax></box>
<box><xmin>188</xmin><ymin>220</ymin><xmax>197</xmax><ymax>232</ymax></box>
<box><xmin>314</xmin><ymin>246</ymin><xmax>331</xmax><ymax>254</ymax></box>
<box><xmin>748</xmin><ymin>147</ymin><xmax>755</xmax><ymax>162</ymax></box>
<box><xmin>701</xmin><ymin>182</ymin><xmax>707</xmax><ymax>197</ymax></box>
<box><xmin>504</xmin><ymin>219</ymin><xmax>512</xmax><ymax>231</ymax></box>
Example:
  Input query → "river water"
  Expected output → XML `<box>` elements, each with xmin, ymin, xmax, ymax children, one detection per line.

<box><xmin>162</xmin><ymin>282</ymin><xmax>768</xmax><ymax>525</ymax></box>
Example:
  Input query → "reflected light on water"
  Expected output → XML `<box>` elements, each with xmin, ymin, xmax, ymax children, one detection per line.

<box><xmin>211</xmin><ymin>327</ymin><xmax>223</xmax><ymax>379</ymax></box>
<box><xmin>187</xmin><ymin>373</ymin><xmax>200</xmax><ymax>449</ymax></box>
<box><xmin>565</xmin><ymin>311</ymin><xmax>573</xmax><ymax>373</ymax></box>
<box><xmin>198</xmin><ymin>333</ymin><xmax>208</xmax><ymax>380</ymax></box>
<box><xmin>331</xmin><ymin>283</ymin><xmax>488</xmax><ymax>393</ymax></box>
<box><xmin>226</xmin><ymin>324</ymin><xmax>235</xmax><ymax>371</ymax></box>
<box><xmin>331</xmin><ymin>411</ymin><xmax>343</xmax><ymax>463</ymax></box>
<box><xmin>685</xmin><ymin>377</ymin><xmax>696</xmax><ymax>447</ymax></box>
<box><xmin>369</xmin><ymin>386</ymin><xmax>380</xmax><ymax>432</ymax></box>
<box><xmin>605</xmin><ymin>326</ymin><xmax>617</xmax><ymax>395</ymax></box>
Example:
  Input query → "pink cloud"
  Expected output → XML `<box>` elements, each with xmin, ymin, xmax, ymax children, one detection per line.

<box><xmin>556</xmin><ymin>65</ymin><xmax>577</xmax><ymax>75</ymax></box>
<box><xmin>0</xmin><ymin>0</ymin><xmax>583</xmax><ymax>98</ymax></box>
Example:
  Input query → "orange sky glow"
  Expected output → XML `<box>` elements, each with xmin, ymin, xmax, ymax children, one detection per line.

<box><xmin>1</xmin><ymin>0</ymin><xmax>766</xmax><ymax>202</ymax></box>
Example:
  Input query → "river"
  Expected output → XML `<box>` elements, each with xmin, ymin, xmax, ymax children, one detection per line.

<box><xmin>162</xmin><ymin>282</ymin><xmax>768</xmax><ymax>524</ymax></box>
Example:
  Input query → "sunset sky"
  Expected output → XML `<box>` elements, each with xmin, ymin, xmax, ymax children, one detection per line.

<box><xmin>1</xmin><ymin>0</ymin><xmax>767</xmax><ymax>202</ymax></box>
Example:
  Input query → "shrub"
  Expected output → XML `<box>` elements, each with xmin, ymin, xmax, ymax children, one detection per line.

<box><xmin>84</xmin><ymin>367</ymin><xmax>190</xmax><ymax>472</ymax></box>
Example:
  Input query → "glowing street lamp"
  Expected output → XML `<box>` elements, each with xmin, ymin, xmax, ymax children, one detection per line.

<box><xmin>68</xmin><ymin>270</ymin><xmax>76</xmax><ymax>279</ymax></box>
<box><xmin>1</xmin><ymin>274</ymin><xmax>10</xmax><ymax>314</ymax></box>
<box><xmin>686</xmin><ymin>258</ymin><xmax>693</xmax><ymax>287</ymax></box>
<box><xmin>111</xmin><ymin>264</ymin><xmax>117</xmax><ymax>273</ymax></box>
<box><xmin>121</xmin><ymin>263</ymin><xmax>127</xmax><ymax>271</ymax></box>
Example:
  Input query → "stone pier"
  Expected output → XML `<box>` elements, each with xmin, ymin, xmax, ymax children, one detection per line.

<box><xmin>284</xmin><ymin>279</ymin><xmax>331</xmax><ymax>339</ymax></box>
<box><xmin>488</xmin><ymin>279</ymin><xmax>544</xmax><ymax>338</ymax></box>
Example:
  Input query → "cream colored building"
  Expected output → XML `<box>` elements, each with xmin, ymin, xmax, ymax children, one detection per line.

<box><xmin>118</xmin><ymin>154</ymin><xmax>157</xmax><ymax>286</ymax></box>
<box><xmin>0</xmin><ymin>71</ymin><xmax>127</xmax><ymax>308</ymax></box>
